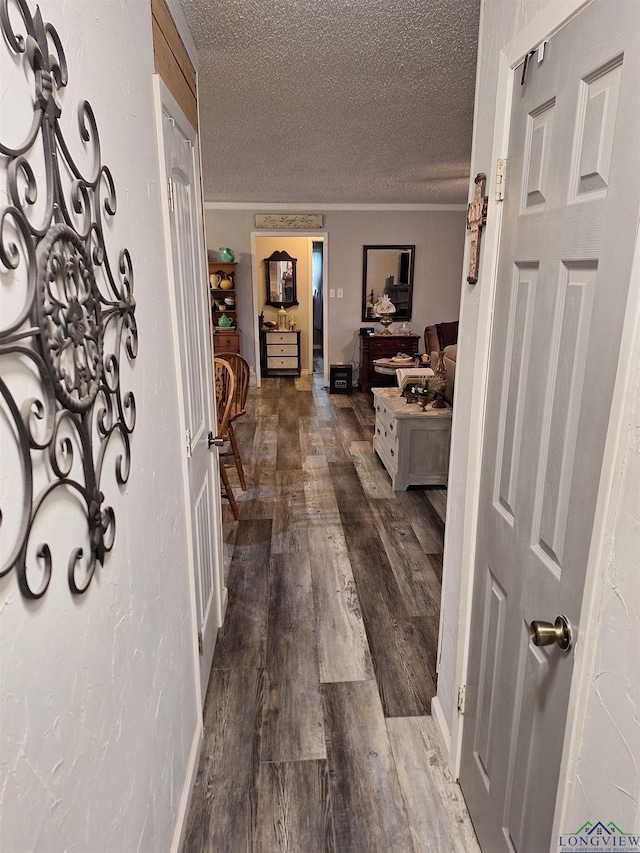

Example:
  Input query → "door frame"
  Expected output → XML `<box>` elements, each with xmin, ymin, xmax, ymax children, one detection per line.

<box><xmin>250</xmin><ymin>230</ymin><xmax>330</xmax><ymax>386</ymax></box>
<box><xmin>445</xmin><ymin>0</ymin><xmax>640</xmax><ymax>838</ymax></box>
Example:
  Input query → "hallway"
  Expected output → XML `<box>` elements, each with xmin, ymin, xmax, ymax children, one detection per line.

<box><xmin>183</xmin><ymin>372</ymin><xmax>480</xmax><ymax>852</ymax></box>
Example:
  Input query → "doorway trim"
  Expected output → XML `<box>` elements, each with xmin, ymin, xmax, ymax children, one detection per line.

<box><xmin>250</xmin><ymin>230</ymin><xmax>329</xmax><ymax>386</ymax></box>
<box><xmin>443</xmin><ymin>0</ymin><xmax>640</xmax><ymax>836</ymax></box>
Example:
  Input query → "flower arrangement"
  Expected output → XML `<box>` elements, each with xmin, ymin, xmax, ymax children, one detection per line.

<box><xmin>404</xmin><ymin>374</ymin><xmax>446</xmax><ymax>409</ymax></box>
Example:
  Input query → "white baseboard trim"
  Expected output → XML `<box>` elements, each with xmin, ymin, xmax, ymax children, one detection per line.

<box><xmin>170</xmin><ymin>721</ymin><xmax>203</xmax><ymax>853</ymax></box>
<box><xmin>431</xmin><ymin>696</ymin><xmax>453</xmax><ymax>773</ymax></box>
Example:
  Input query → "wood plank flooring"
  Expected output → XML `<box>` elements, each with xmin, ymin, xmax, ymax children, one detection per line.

<box><xmin>183</xmin><ymin>372</ymin><xmax>480</xmax><ymax>853</ymax></box>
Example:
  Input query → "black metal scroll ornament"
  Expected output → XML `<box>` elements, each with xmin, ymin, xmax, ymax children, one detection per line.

<box><xmin>0</xmin><ymin>1</ymin><xmax>137</xmax><ymax>598</ymax></box>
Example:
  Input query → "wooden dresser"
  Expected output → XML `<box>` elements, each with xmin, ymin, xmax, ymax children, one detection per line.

<box><xmin>260</xmin><ymin>329</ymin><xmax>301</xmax><ymax>376</ymax></box>
<box><xmin>359</xmin><ymin>334</ymin><xmax>419</xmax><ymax>393</ymax></box>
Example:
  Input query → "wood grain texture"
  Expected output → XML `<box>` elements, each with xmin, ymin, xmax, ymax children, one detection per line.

<box><xmin>322</xmin><ymin>681</ymin><xmax>414</xmax><ymax>853</ymax></box>
<box><xmin>150</xmin><ymin>0</ymin><xmax>197</xmax><ymax>130</ymax></box>
<box><xmin>255</xmin><ymin>760</ymin><xmax>335</xmax><ymax>852</ymax></box>
<box><xmin>261</xmin><ymin>553</ymin><xmax>325</xmax><ymax>762</ymax></box>
<box><xmin>212</xmin><ymin>518</ymin><xmax>272</xmax><ymax>670</ymax></box>
<box><xmin>368</xmin><ymin>499</ymin><xmax>442</xmax><ymax>619</ymax></box>
<box><xmin>182</xmin><ymin>667</ymin><xmax>264</xmax><ymax>853</ymax></box>
<box><xmin>349</xmin><ymin>439</ymin><xmax>396</xmax><ymax>500</ymax></box>
<box><xmin>396</xmin><ymin>489</ymin><xmax>445</xmax><ymax>555</ymax></box>
<box><xmin>298</xmin><ymin>415</ymin><xmax>325</xmax><ymax>456</ymax></box>
<box><xmin>303</xmin><ymin>455</ymin><xmax>342</xmax><ymax>527</ymax></box>
<box><xmin>387</xmin><ymin>716</ymin><xmax>481</xmax><ymax>853</ymax></box>
<box><xmin>150</xmin><ymin>0</ymin><xmax>197</xmax><ymax>93</ymax></box>
<box><xmin>271</xmin><ymin>470</ymin><xmax>309</xmax><ymax>555</ymax></box>
<box><xmin>350</xmin><ymin>394</ymin><xmax>377</xmax><ymax>432</ymax></box>
<box><xmin>294</xmin><ymin>374</ymin><xmax>315</xmax><ymax>391</ymax></box>
<box><xmin>344</xmin><ymin>524</ymin><xmax>436</xmax><ymax>716</ymax></box>
<box><xmin>308</xmin><ymin>525</ymin><xmax>374</xmax><ymax>683</ymax></box>
<box><xmin>425</xmin><ymin>486</ymin><xmax>448</xmax><ymax>523</ymax></box>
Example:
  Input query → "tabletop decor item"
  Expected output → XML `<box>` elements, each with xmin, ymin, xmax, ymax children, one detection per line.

<box><xmin>431</xmin><ymin>351</ymin><xmax>448</xmax><ymax>408</ymax></box>
<box><xmin>373</xmin><ymin>294</ymin><xmax>397</xmax><ymax>335</ymax></box>
<box><xmin>277</xmin><ymin>306</ymin><xmax>288</xmax><ymax>330</ymax></box>
<box><xmin>218</xmin><ymin>247</ymin><xmax>235</xmax><ymax>262</ymax></box>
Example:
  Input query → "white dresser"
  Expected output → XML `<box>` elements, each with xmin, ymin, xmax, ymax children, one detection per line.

<box><xmin>372</xmin><ymin>387</ymin><xmax>452</xmax><ymax>490</ymax></box>
<box><xmin>261</xmin><ymin>329</ymin><xmax>301</xmax><ymax>376</ymax></box>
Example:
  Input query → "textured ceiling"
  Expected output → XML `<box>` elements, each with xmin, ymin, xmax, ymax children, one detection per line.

<box><xmin>179</xmin><ymin>0</ymin><xmax>481</xmax><ymax>204</ymax></box>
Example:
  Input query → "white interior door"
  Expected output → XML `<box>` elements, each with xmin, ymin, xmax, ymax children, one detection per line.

<box><xmin>460</xmin><ymin>3</ymin><xmax>640</xmax><ymax>851</ymax></box>
<box><xmin>156</xmin><ymin>83</ymin><xmax>225</xmax><ymax>702</ymax></box>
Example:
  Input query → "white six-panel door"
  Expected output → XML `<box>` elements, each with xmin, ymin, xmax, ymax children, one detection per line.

<box><xmin>460</xmin><ymin>3</ymin><xmax>640</xmax><ymax>850</ymax></box>
<box><xmin>156</xmin><ymin>82</ymin><xmax>225</xmax><ymax>702</ymax></box>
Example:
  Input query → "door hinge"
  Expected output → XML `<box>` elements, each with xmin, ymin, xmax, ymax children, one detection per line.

<box><xmin>185</xmin><ymin>428</ymin><xmax>192</xmax><ymax>458</ymax></box>
<box><xmin>167</xmin><ymin>176</ymin><xmax>175</xmax><ymax>213</ymax></box>
<box><xmin>457</xmin><ymin>684</ymin><xmax>466</xmax><ymax>714</ymax></box>
<box><xmin>197</xmin><ymin>631</ymin><xmax>203</xmax><ymax>655</ymax></box>
<box><xmin>495</xmin><ymin>158</ymin><xmax>506</xmax><ymax>201</ymax></box>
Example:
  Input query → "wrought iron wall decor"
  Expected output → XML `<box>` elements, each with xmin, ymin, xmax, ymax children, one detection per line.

<box><xmin>0</xmin><ymin>1</ymin><xmax>137</xmax><ymax>598</ymax></box>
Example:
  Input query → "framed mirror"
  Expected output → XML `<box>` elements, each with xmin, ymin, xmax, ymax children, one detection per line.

<box><xmin>265</xmin><ymin>250</ymin><xmax>298</xmax><ymax>308</ymax></box>
<box><xmin>362</xmin><ymin>245</ymin><xmax>415</xmax><ymax>322</ymax></box>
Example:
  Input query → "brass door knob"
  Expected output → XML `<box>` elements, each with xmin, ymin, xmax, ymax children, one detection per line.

<box><xmin>529</xmin><ymin>615</ymin><xmax>572</xmax><ymax>651</ymax></box>
<box><xmin>208</xmin><ymin>431</ymin><xmax>224</xmax><ymax>448</ymax></box>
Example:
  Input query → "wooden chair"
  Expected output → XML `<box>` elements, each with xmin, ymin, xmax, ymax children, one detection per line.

<box><xmin>216</xmin><ymin>352</ymin><xmax>250</xmax><ymax>490</ymax></box>
<box><xmin>213</xmin><ymin>357</ymin><xmax>239</xmax><ymax>520</ymax></box>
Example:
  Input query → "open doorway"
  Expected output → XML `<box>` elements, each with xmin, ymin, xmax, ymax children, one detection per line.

<box><xmin>312</xmin><ymin>240</ymin><xmax>324</xmax><ymax>374</ymax></box>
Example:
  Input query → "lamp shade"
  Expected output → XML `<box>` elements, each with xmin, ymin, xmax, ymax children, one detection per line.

<box><xmin>373</xmin><ymin>294</ymin><xmax>396</xmax><ymax>316</ymax></box>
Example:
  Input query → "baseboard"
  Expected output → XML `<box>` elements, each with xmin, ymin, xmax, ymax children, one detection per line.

<box><xmin>170</xmin><ymin>720</ymin><xmax>203</xmax><ymax>853</ymax></box>
<box><xmin>431</xmin><ymin>695</ymin><xmax>452</xmax><ymax>770</ymax></box>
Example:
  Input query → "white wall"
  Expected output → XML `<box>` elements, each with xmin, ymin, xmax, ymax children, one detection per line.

<box><xmin>439</xmin><ymin>0</ymin><xmax>640</xmax><ymax>835</ymax></box>
<box><xmin>0</xmin><ymin>2</ymin><xmax>199</xmax><ymax>851</ymax></box>
<box><xmin>205</xmin><ymin>207</ymin><xmax>466</xmax><ymax>380</ymax></box>
<box><xmin>567</xmin><ymin>356</ymin><xmax>640</xmax><ymax>831</ymax></box>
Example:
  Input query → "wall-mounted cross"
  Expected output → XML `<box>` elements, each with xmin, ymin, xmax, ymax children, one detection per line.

<box><xmin>466</xmin><ymin>173</ymin><xmax>488</xmax><ymax>284</ymax></box>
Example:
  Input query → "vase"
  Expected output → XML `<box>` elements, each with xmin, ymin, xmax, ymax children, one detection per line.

<box><xmin>432</xmin><ymin>351</ymin><xmax>447</xmax><ymax>408</ymax></box>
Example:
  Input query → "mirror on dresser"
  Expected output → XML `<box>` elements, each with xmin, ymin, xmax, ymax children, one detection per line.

<box><xmin>265</xmin><ymin>250</ymin><xmax>298</xmax><ymax>308</ymax></box>
<box><xmin>362</xmin><ymin>245</ymin><xmax>415</xmax><ymax>322</ymax></box>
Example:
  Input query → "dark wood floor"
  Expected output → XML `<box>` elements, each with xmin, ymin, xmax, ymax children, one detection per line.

<box><xmin>182</xmin><ymin>371</ymin><xmax>479</xmax><ymax>853</ymax></box>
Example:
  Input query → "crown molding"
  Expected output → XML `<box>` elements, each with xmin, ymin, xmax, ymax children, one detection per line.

<box><xmin>204</xmin><ymin>202</ymin><xmax>467</xmax><ymax>212</ymax></box>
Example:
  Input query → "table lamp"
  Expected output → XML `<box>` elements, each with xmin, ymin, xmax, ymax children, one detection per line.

<box><xmin>373</xmin><ymin>294</ymin><xmax>396</xmax><ymax>335</ymax></box>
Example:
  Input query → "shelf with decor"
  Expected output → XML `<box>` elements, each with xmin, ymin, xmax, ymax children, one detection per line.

<box><xmin>209</xmin><ymin>261</ymin><xmax>240</xmax><ymax>354</ymax></box>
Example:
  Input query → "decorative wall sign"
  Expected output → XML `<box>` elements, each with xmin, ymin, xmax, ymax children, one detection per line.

<box><xmin>466</xmin><ymin>173</ymin><xmax>488</xmax><ymax>284</ymax></box>
<box><xmin>0</xmin><ymin>2</ymin><xmax>137</xmax><ymax>598</ymax></box>
<box><xmin>255</xmin><ymin>214</ymin><xmax>323</xmax><ymax>230</ymax></box>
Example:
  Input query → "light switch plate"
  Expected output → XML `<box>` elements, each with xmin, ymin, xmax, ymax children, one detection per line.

<box><xmin>337</xmin><ymin>288</ymin><xmax>343</xmax><ymax>298</ymax></box>
<box><xmin>329</xmin><ymin>288</ymin><xmax>335</xmax><ymax>298</ymax></box>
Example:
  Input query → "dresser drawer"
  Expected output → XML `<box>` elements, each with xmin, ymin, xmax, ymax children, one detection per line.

<box><xmin>267</xmin><ymin>356</ymin><xmax>299</xmax><ymax>369</ymax></box>
<box><xmin>267</xmin><ymin>344</ymin><xmax>298</xmax><ymax>357</ymax></box>
<box><xmin>373</xmin><ymin>432</ymin><xmax>399</xmax><ymax>476</ymax></box>
<box><xmin>374</xmin><ymin>400</ymin><xmax>396</xmax><ymax>436</ymax></box>
<box><xmin>266</xmin><ymin>331</ymin><xmax>297</xmax><ymax>345</ymax></box>
<box><xmin>213</xmin><ymin>332</ymin><xmax>240</xmax><ymax>353</ymax></box>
